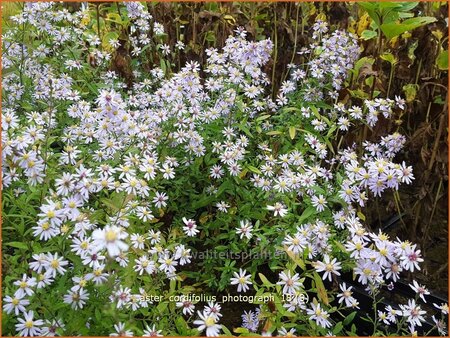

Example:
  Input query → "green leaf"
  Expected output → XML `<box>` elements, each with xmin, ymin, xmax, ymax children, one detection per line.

<box><xmin>298</xmin><ymin>206</ymin><xmax>316</xmax><ymax>224</ymax></box>
<box><xmin>361</xmin><ymin>30</ymin><xmax>377</xmax><ymax>40</ymax></box>
<box><xmin>313</xmin><ymin>271</ymin><xmax>329</xmax><ymax>305</ymax></box>
<box><xmin>238</xmin><ymin>124</ymin><xmax>253</xmax><ymax>138</ymax></box>
<box><xmin>380</xmin><ymin>52</ymin><xmax>397</xmax><ymax>65</ymax></box>
<box><xmin>266</xmin><ymin>130</ymin><xmax>282</xmax><ymax>136</ymax></box>
<box><xmin>333</xmin><ymin>322</ymin><xmax>343</xmax><ymax>334</ymax></box>
<box><xmin>310</xmin><ymin>106</ymin><xmax>331</xmax><ymax>126</ymax></box>
<box><xmin>408</xmin><ymin>40</ymin><xmax>419</xmax><ymax>62</ymax></box>
<box><xmin>437</xmin><ymin>50</ymin><xmax>448</xmax><ymax>70</ymax></box>
<box><xmin>191</xmin><ymin>195</ymin><xmax>215</xmax><ymax>209</ymax></box>
<box><xmin>352</xmin><ymin>56</ymin><xmax>375</xmax><ymax>78</ymax></box>
<box><xmin>105</xmin><ymin>13</ymin><xmax>124</xmax><ymax>25</ymax></box>
<box><xmin>285</xmin><ymin>249</ymin><xmax>306</xmax><ymax>270</ymax></box>
<box><xmin>403</xmin><ymin>84</ymin><xmax>418</xmax><ymax>103</ymax></box>
<box><xmin>258</xmin><ymin>273</ymin><xmax>274</xmax><ymax>287</ymax></box>
<box><xmin>357</xmin><ymin>211</ymin><xmax>366</xmax><ymax>222</ymax></box>
<box><xmin>175</xmin><ymin>316</ymin><xmax>187</xmax><ymax>335</ymax></box>
<box><xmin>381</xmin><ymin>17</ymin><xmax>437</xmax><ymax>40</ymax></box>
<box><xmin>343</xmin><ymin>311</ymin><xmax>357</xmax><ymax>326</ymax></box>
<box><xmin>333</xmin><ymin>240</ymin><xmax>347</xmax><ymax>254</ymax></box>
<box><xmin>205</xmin><ymin>31</ymin><xmax>216</xmax><ymax>42</ymax></box>
<box><xmin>156</xmin><ymin>301</ymin><xmax>168</xmax><ymax>314</ymax></box>
<box><xmin>288</xmin><ymin>126</ymin><xmax>296</xmax><ymax>140</ymax></box>
<box><xmin>101</xmin><ymin>198</ymin><xmax>118</xmax><ymax>212</ymax></box>
<box><xmin>94</xmin><ymin>307</ymin><xmax>102</xmax><ymax>321</ymax></box>
<box><xmin>216</xmin><ymin>180</ymin><xmax>233</xmax><ymax>196</ymax></box>
<box><xmin>397</xmin><ymin>2</ymin><xmax>419</xmax><ymax>12</ymax></box>
<box><xmin>247</xmin><ymin>165</ymin><xmax>262</xmax><ymax>175</ymax></box>
<box><xmin>160</xmin><ymin>58</ymin><xmax>167</xmax><ymax>75</ymax></box>
<box><xmin>5</xmin><ymin>242</ymin><xmax>28</xmax><ymax>250</ymax></box>
<box><xmin>256</xmin><ymin>114</ymin><xmax>271</xmax><ymax>121</ymax></box>
<box><xmin>221</xmin><ymin>325</ymin><xmax>232</xmax><ymax>336</ymax></box>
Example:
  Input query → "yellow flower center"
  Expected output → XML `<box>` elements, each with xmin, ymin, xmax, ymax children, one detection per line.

<box><xmin>51</xmin><ymin>259</ymin><xmax>59</xmax><ymax>268</ymax></box>
<box><xmin>25</xmin><ymin>320</ymin><xmax>34</xmax><ymax>328</ymax></box>
<box><xmin>205</xmin><ymin>316</ymin><xmax>216</xmax><ymax>327</ymax></box>
<box><xmin>11</xmin><ymin>298</ymin><xmax>19</xmax><ymax>305</ymax></box>
<box><xmin>379</xmin><ymin>234</ymin><xmax>388</xmax><ymax>241</ymax></box>
<box><xmin>105</xmin><ymin>230</ymin><xmax>117</xmax><ymax>242</ymax></box>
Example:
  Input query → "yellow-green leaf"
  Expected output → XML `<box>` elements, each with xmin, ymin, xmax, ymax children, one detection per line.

<box><xmin>357</xmin><ymin>211</ymin><xmax>366</xmax><ymax>221</ymax></box>
<box><xmin>437</xmin><ymin>50</ymin><xmax>448</xmax><ymax>70</ymax></box>
<box><xmin>259</xmin><ymin>273</ymin><xmax>274</xmax><ymax>287</ymax></box>
<box><xmin>289</xmin><ymin>126</ymin><xmax>296</xmax><ymax>140</ymax></box>
<box><xmin>285</xmin><ymin>248</ymin><xmax>306</xmax><ymax>270</ymax></box>
<box><xmin>313</xmin><ymin>271</ymin><xmax>329</xmax><ymax>305</ymax></box>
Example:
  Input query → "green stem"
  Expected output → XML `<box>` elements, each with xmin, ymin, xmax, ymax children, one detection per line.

<box><xmin>282</xmin><ymin>4</ymin><xmax>300</xmax><ymax>84</ymax></box>
<box><xmin>271</xmin><ymin>10</ymin><xmax>278</xmax><ymax>99</ymax></box>
<box><xmin>386</xmin><ymin>63</ymin><xmax>395</xmax><ymax>98</ymax></box>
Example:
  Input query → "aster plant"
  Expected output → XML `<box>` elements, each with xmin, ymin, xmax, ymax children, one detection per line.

<box><xmin>2</xmin><ymin>2</ymin><xmax>447</xmax><ymax>337</ymax></box>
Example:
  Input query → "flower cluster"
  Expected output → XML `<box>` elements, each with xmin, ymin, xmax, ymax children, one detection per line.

<box><xmin>1</xmin><ymin>4</ymin><xmax>444</xmax><ymax>337</ymax></box>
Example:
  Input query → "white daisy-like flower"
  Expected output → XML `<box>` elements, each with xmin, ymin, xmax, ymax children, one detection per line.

<box><xmin>230</xmin><ymin>268</ymin><xmax>252</xmax><ymax>293</ymax></box>
<box><xmin>158</xmin><ymin>254</ymin><xmax>178</xmax><ymax>274</ymax></box>
<box><xmin>409</xmin><ymin>280</ymin><xmax>430</xmax><ymax>303</ymax></box>
<box><xmin>276</xmin><ymin>271</ymin><xmax>302</xmax><ymax>295</ymax></box>
<box><xmin>236</xmin><ymin>220</ymin><xmax>253</xmax><ymax>240</ymax></box>
<box><xmin>400</xmin><ymin>299</ymin><xmax>426</xmax><ymax>327</ymax></box>
<box><xmin>182</xmin><ymin>217</ymin><xmax>199</xmax><ymax>237</ymax></box>
<box><xmin>282</xmin><ymin>233</ymin><xmax>306</xmax><ymax>254</ymax></box>
<box><xmin>176</xmin><ymin>300</ymin><xmax>195</xmax><ymax>316</ymax></box>
<box><xmin>193</xmin><ymin>310</ymin><xmax>221</xmax><ymax>337</ymax></box>
<box><xmin>13</xmin><ymin>274</ymin><xmax>37</xmax><ymax>298</ymax></box>
<box><xmin>314</xmin><ymin>255</ymin><xmax>342</xmax><ymax>281</ymax></box>
<box><xmin>216</xmin><ymin>201</ymin><xmax>230</xmax><ymax>212</ymax></box>
<box><xmin>15</xmin><ymin>310</ymin><xmax>44</xmax><ymax>336</ymax></box>
<box><xmin>142</xmin><ymin>324</ymin><xmax>163</xmax><ymax>337</ymax></box>
<box><xmin>134</xmin><ymin>255</ymin><xmax>156</xmax><ymax>275</ymax></box>
<box><xmin>110</xmin><ymin>322</ymin><xmax>133</xmax><ymax>336</ymax></box>
<box><xmin>42</xmin><ymin>252</ymin><xmax>69</xmax><ymax>278</ymax></box>
<box><xmin>63</xmin><ymin>289</ymin><xmax>89</xmax><ymax>310</ymax></box>
<box><xmin>3</xmin><ymin>294</ymin><xmax>30</xmax><ymax>315</ymax></box>
<box><xmin>311</xmin><ymin>194</ymin><xmax>327</xmax><ymax>212</ymax></box>
<box><xmin>267</xmin><ymin>202</ymin><xmax>288</xmax><ymax>217</ymax></box>
<box><xmin>306</xmin><ymin>303</ymin><xmax>331</xmax><ymax>328</ymax></box>
<box><xmin>92</xmin><ymin>225</ymin><xmax>129</xmax><ymax>257</ymax></box>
